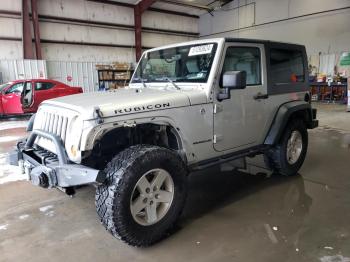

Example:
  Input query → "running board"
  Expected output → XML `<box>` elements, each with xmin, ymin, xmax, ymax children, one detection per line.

<box><xmin>189</xmin><ymin>145</ymin><xmax>269</xmax><ymax>171</ymax></box>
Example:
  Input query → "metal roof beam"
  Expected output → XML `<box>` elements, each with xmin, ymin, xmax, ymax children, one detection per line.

<box><xmin>158</xmin><ymin>0</ymin><xmax>213</xmax><ymax>11</ymax></box>
<box><xmin>87</xmin><ymin>0</ymin><xmax>199</xmax><ymax>18</ymax></box>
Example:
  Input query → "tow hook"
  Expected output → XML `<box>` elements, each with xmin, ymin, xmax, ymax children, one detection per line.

<box><xmin>30</xmin><ymin>166</ymin><xmax>57</xmax><ymax>188</ymax></box>
<box><xmin>31</xmin><ymin>172</ymin><xmax>49</xmax><ymax>188</ymax></box>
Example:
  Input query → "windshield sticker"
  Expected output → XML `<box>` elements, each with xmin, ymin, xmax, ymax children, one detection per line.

<box><xmin>188</xmin><ymin>44</ymin><xmax>214</xmax><ymax>56</ymax></box>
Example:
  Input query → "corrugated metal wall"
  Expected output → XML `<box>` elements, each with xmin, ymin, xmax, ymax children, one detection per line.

<box><xmin>46</xmin><ymin>61</ymin><xmax>100</xmax><ymax>93</ymax></box>
<box><xmin>0</xmin><ymin>59</ymin><xmax>47</xmax><ymax>83</ymax></box>
<box><xmin>0</xmin><ymin>59</ymin><xmax>100</xmax><ymax>92</ymax></box>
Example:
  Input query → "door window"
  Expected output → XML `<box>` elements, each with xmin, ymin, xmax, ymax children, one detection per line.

<box><xmin>222</xmin><ymin>47</ymin><xmax>261</xmax><ymax>86</ymax></box>
<box><xmin>5</xmin><ymin>82</ymin><xmax>24</xmax><ymax>94</ymax></box>
<box><xmin>35</xmin><ymin>82</ymin><xmax>55</xmax><ymax>91</ymax></box>
<box><xmin>270</xmin><ymin>48</ymin><xmax>305</xmax><ymax>84</ymax></box>
<box><xmin>22</xmin><ymin>82</ymin><xmax>33</xmax><ymax>107</ymax></box>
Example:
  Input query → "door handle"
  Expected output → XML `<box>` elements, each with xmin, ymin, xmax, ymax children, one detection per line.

<box><xmin>254</xmin><ymin>93</ymin><xmax>269</xmax><ymax>100</ymax></box>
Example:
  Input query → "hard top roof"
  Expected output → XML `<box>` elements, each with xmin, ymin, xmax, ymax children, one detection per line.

<box><xmin>224</xmin><ymin>37</ymin><xmax>305</xmax><ymax>48</ymax></box>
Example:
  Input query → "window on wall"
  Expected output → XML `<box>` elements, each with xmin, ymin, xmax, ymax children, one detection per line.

<box><xmin>270</xmin><ymin>48</ymin><xmax>305</xmax><ymax>84</ymax></box>
<box><xmin>222</xmin><ymin>47</ymin><xmax>261</xmax><ymax>86</ymax></box>
<box><xmin>35</xmin><ymin>82</ymin><xmax>55</xmax><ymax>91</ymax></box>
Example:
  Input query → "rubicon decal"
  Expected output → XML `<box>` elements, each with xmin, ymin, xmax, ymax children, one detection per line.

<box><xmin>115</xmin><ymin>102</ymin><xmax>171</xmax><ymax>114</ymax></box>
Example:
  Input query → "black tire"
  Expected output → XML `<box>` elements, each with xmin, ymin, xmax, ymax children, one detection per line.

<box><xmin>266</xmin><ymin>119</ymin><xmax>308</xmax><ymax>176</ymax></box>
<box><xmin>95</xmin><ymin>145</ymin><xmax>188</xmax><ymax>247</ymax></box>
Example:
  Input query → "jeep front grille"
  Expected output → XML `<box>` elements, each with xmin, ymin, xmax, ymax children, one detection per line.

<box><xmin>39</xmin><ymin>111</ymin><xmax>69</xmax><ymax>142</ymax></box>
<box><xmin>32</xmin><ymin>106</ymin><xmax>77</xmax><ymax>153</ymax></box>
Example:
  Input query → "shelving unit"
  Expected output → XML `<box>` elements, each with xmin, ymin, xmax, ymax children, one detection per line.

<box><xmin>310</xmin><ymin>81</ymin><xmax>348</xmax><ymax>103</ymax></box>
<box><xmin>96</xmin><ymin>63</ymin><xmax>134</xmax><ymax>90</ymax></box>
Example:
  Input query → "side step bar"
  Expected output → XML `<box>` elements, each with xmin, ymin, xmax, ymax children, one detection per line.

<box><xmin>189</xmin><ymin>145</ymin><xmax>269</xmax><ymax>171</ymax></box>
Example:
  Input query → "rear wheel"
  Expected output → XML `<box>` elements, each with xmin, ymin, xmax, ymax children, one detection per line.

<box><xmin>95</xmin><ymin>145</ymin><xmax>187</xmax><ymax>247</ymax></box>
<box><xmin>266</xmin><ymin>119</ymin><xmax>308</xmax><ymax>176</ymax></box>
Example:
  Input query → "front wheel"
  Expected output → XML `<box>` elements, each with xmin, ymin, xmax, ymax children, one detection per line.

<box><xmin>266</xmin><ymin>119</ymin><xmax>308</xmax><ymax>176</ymax></box>
<box><xmin>95</xmin><ymin>145</ymin><xmax>188</xmax><ymax>247</ymax></box>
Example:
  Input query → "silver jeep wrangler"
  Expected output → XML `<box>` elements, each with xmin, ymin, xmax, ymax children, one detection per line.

<box><xmin>14</xmin><ymin>38</ymin><xmax>318</xmax><ymax>246</ymax></box>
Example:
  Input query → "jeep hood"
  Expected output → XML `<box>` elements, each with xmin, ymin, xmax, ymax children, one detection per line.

<box><xmin>40</xmin><ymin>88</ymin><xmax>207</xmax><ymax>119</ymax></box>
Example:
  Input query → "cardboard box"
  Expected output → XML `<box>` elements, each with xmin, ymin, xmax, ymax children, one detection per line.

<box><xmin>112</xmin><ymin>62</ymin><xmax>131</xmax><ymax>70</ymax></box>
<box><xmin>96</xmin><ymin>64</ymin><xmax>111</xmax><ymax>70</ymax></box>
<box><xmin>114</xmin><ymin>72</ymin><xmax>130</xmax><ymax>80</ymax></box>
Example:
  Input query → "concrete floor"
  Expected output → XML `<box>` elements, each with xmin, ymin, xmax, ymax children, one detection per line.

<box><xmin>0</xmin><ymin>103</ymin><xmax>350</xmax><ymax>262</ymax></box>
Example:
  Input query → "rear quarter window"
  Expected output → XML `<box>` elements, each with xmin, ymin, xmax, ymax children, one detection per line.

<box><xmin>270</xmin><ymin>48</ymin><xmax>305</xmax><ymax>85</ymax></box>
<box><xmin>35</xmin><ymin>82</ymin><xmax>55</xmax><ymax>91</ymax></box>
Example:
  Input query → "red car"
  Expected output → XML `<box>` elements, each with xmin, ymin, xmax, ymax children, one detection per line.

<box><xmin>0</xmin><ymin>79</ymin><xmax>83</xmax><ymax>116</ymax></box>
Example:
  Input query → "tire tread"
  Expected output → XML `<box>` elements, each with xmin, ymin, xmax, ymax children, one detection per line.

<box><xmin>95</xmin><ymin>145</ymin><xmax>187</xmax><ymax>247</ymax></box>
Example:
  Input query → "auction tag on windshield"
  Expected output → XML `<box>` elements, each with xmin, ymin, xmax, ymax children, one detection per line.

<box><xmin>188</xmin><ymin>44</ymin><xmax>214</xmax><ymax>56</ymax></box>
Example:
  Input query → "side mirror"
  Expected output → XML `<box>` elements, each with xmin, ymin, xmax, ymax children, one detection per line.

<box><xmin>217</xmin><ymin>71</ymin><xmax>247</xmax><ymax>101</ymax></box>
<box><xmin>222</xmin><ymin>71</ymin><xmax>247</xmax><ymax>89</ymax></box>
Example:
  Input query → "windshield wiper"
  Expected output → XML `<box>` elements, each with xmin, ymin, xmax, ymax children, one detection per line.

<box><xmin>165</xmin><ymin>78</ymin><xmax>180</xmax><ymax>90</ymax></box>
<box><xmin>133</xmin><ymin>77</ymin><xmax>147</xmax><ymax>88</ymax></box>
<box><xmin>140</xmin><ymin>78</ymin><xmax>147</xmax><ymax>88</ymax></box>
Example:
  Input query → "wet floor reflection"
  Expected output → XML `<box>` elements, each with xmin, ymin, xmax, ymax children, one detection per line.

<box><xmin>184</xmin><ymin>170</ymin><xmax>312</xmax><ymax>222</ymax></box>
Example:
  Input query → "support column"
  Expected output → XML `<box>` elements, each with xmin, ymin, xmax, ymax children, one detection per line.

<box><xmin>134</xmin><ymin>0</ymin><xmax>156</xmax><ymax>62</ymax></box>
<box><xmin>31</xmin><ymin>0</ymin><xmax>42</xmax><ymax>59</ymax></box>
<box><xmin>22</xmin><ymin>0</ymin><xmax>34</xmax><ymax>59</ymax></box>
<box><xmin>134</xmin><ymin>5</ymin><xmax>142</xmax><ymax>62</ymax></box>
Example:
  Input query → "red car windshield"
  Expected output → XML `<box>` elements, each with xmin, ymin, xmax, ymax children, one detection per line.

<box><xmin>0</xmin><ymin>83</ymin><xmax>10</xmax><ymax>92</ymax></box>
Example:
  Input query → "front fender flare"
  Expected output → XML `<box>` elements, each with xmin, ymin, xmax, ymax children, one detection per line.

<box><xmin>81</xmin><ymin>116</ymin><xmax>194</xmax><ymax>161</ymax></box>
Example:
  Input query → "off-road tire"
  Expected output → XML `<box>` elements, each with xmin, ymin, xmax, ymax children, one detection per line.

<box><xmin>95</xmin><ymin>145</ymin><xmax>188</xmax><ymax>247</ymax></box>
<box><xmin>266</xmin><ymin>119</ymin><xmax>308</xmax><ymax>176</ymax></box>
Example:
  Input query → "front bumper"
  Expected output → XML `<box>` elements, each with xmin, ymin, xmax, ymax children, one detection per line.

<box><xmin>14</xmin><ymin>129</ymin><xmax>103</xmax><ymax>188</ymax></box>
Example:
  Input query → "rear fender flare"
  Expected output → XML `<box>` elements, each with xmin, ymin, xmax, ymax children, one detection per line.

<box><xmin>264</xmin><ymin>101</ymin><xmax>312</xmax><ymax>145</ymax></box>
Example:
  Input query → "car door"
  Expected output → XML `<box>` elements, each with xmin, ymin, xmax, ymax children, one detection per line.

<box><xmin>213</xmin><ymin>43</ymin><xmax>269</xmax><ymax>152</ymax></box>
<box><xmin>2</xmin><ymin>82</ymin><xmax>24</xmax><ymax>114</ymax></box>
<box><xmin>29</xmin><ymin>81</ymin><xmax>56</xmax><ymax>112</ymax></box>
<box><xmin>21</xmin><ymin>81</ymin><xmax>35</xmax><ymax>113</ymax></box>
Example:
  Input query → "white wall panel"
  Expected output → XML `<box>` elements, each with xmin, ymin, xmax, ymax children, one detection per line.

<box><xmin>253</xmin><ymin>0</ymin><xmax>288</xmax><ymax>24</ymax></box>
<box><xmin>0</xmin><ymin>0</ymin><xmax>21</xmax><ymax>12</ymax></box>
<box><xmin>38</xmin><ymin>0</ymin><xmax>134</xmax><ymax>25</ymax></box>
<box><xmin>199</xmin><ymin>3</ymin><xmax>255</xmax><ymax>36</ymax></box>
<box><xmin>288</xmin><ymin>0</ymin><xmax>350</xmax><ymax>17</ymax></box>
<box><xmin>40</xmin><ymin>22</ymin><xmax>134</xmax><ymax>46</ymax></box>
<box><xmin>0</xmin><ymin>40</ymin><xmax>22</xmax><ymax>60</ymax></box>
<box><xmin>41</xmin><ymin>43</ymin><xmax>135</xmax><ymax>62</ymax></box>
<box><xmin>0</xmin><ymin>17</ymin><xmax>22</xmax><ymax>38</ymax></box>
<box><xmin>143</xmin><ymin>11</ymin><xmax>198</xmax><ymax>33</ymax></box>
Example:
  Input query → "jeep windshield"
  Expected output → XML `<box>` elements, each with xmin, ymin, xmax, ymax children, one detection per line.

<box><xmin>131</xmin><ymin>43</ymin><xmax>218</xmax><ymax>84</ymax></box>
